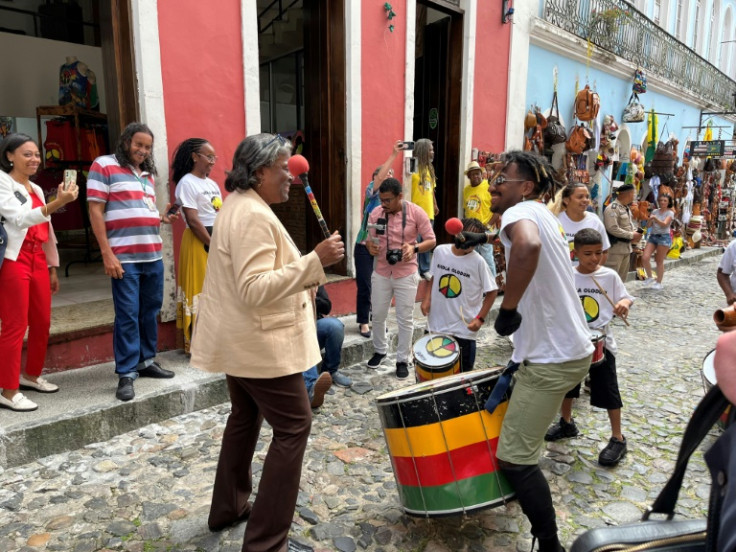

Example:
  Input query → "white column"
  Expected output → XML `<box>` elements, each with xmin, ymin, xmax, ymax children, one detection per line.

<box><xmin>505</xmin><ymin>0</ymin><xmax>534</xmax><ymax>150</ymax></box>
<box><xmin>345</xmin><ymin>0</ymin><xmax>362</xmax><ymax>276</ymax></box>
<box><xmin>403</xmin><ymin>0</ymin><xmax>417</xmax><ymax>197</ymax></box>
<box><xmin>242</xmin><ymin>0</ymin><xmax>262</xmax><ymax>135</ymax></box>
<box><xmin>130</xmin><ymin>0</ymin><xmax>177</xmax><ymax>322</ymax></box>
<box><xmin>458</xmin><ymin>0</ymin><xmax>477</xmax><ymax>215</ymax></box>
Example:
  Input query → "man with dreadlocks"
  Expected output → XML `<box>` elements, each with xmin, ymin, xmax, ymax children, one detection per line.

<box><xmin>88</xmin><ymin>122</ymin><xmax>179</xmax><ymax>402</ymax></box>
<box><xmin>456</xmin><ymin>151</ymin><xmax>593</xmax><ymax>552</ymax></box>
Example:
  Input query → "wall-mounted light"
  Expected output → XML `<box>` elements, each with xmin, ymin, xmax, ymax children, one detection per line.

<box><xmin>502</xmin><ymin>0</ymin><xmax>514</xmax><ymax>24</ymax></box>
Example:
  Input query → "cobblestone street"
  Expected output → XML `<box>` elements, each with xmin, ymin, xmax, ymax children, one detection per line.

<box><xmin>0</xmin><ymin>256</ymin><xmax>728</xmax><ymax>552</ymax></box>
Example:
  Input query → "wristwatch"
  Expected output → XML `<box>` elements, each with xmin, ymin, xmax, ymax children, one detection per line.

<box><xmin>414</xmin><ymin>245</ymin><xmax>420</xmax><ymax>254</ymax></box>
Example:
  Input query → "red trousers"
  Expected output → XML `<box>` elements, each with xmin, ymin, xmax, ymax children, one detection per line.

<box><xmin>0</xmin><ymin>241</ymin><xmax>51</xmax><ymax>390</ymax></box>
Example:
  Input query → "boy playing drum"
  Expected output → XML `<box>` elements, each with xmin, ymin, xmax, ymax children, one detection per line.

<box><xmin>544</xmin><ymin>228</ymin><xmax>634</xmax><ymax>467</ymax></box>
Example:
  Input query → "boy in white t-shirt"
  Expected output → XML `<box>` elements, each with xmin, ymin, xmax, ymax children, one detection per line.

<box><xmin>545</xmin><ymin>228</ymin><xmax>634</xmax><ymax>467</ymax></box>
<box><xmin>420</xmin><ymin>218</ymin><xmax>497</xmax><ymax>372</ymax></box>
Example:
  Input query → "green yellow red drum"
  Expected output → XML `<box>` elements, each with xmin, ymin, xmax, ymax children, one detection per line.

<box><xmin>376</xmin><ymin>367</ymin><xmax>515</xmax><ymax>516</ymax></box>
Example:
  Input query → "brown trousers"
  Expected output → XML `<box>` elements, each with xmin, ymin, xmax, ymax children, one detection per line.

<box><xmin>209</xmin><ymin>373</ymin><xmax>312</xmax><ymax>552</ymax></box>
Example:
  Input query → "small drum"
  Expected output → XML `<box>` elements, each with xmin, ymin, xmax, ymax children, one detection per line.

<box><xmin>590</xmin><ymin>330</ymin><xmax>606</xmax><ymax>366</ymax></box>
<box><xmin>413</xmin><ymin>334</ymin><xmax>461</xmax><ymax>382</ymax></box>
<box><xmin>375</xmin><ymin>367</ymin><xmax>515</xmax><ymax>517</ymax></box>
<box><xmin>701</xmin><ymin>349</ymin><xmax>731</xmax><ymax>429</ymax></box>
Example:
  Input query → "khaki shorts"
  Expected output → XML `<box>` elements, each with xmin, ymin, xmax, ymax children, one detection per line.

<box><xmin>497</xmin><ymin>354</ymin><xmax>593</xmax><ymax>465</ymax></box>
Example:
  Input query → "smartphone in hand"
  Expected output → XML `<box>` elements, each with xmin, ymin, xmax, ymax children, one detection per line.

<box><xmin>63</xmin><ymin>169</ymin><xmax>77</xmax><ymax>190</ymax></box>
<box><xmin>166</xmin><ymin>202</ymin><xmax>182</xmax><ymax>217</ymax></box>
<box><xmin>401</xmin><ymin>141</ymin><xmax>415</xmax><ymax>151</ymax></box>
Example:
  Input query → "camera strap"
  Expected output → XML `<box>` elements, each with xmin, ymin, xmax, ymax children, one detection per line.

<box><xmin>385</xmin><ymin>201</ymin><xmax>407</xmax><ymax>251</ymax></box>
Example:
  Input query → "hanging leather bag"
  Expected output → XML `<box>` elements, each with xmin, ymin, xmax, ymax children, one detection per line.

<box><xmin>574</xmin><ymin>85</ymin><xmax>600</xmax><ymax>121</ymax></box>
<box><xmin>565</xmin><ymin>124</ymin><xmax>592</xmax><ymax>154</ymax></box>
<box><xmin>623</xmin><ymin>92</ymin><xmax>645</xmax><ymax>123</ymax></box>
<box><xmin>544</xmin><ymin>91</ymin><xmax>567</xmax><ymax>145</ymax></box>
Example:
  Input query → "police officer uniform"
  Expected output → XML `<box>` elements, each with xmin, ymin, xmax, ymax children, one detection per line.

<box><xmin>603</xmin><ymin>184</ymin><xmax>639</xmax><ymax>282</ymax></box>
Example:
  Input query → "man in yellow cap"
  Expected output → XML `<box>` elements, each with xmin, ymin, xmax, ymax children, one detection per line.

<box><xmin>463</xmin><ymin>161</ymin><xmax>497</xmax><ymax>276</ymax></box>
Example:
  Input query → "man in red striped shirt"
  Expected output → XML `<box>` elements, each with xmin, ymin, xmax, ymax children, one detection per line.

<box><xmin>88</xmin><ymin>122</ymin><xmax>178</xmax><ymax>401</ymax></box>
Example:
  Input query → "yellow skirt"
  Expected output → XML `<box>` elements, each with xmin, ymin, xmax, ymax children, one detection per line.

<box><xmin>176</xmin><ymin>228</ymin><xmax>208</xmax><ymax>354</ymax></box>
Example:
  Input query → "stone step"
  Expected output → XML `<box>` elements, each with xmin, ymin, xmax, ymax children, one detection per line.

<box><xmin>2</xmin><ymin>317</ymin><xmax>425</xmax><ymax>469</ymax></box>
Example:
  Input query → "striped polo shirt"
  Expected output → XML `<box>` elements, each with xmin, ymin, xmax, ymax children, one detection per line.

<box><xmin>87</xmin><ymin>154</ymin><xmax>162</xmax><ymax>263</ymax></box>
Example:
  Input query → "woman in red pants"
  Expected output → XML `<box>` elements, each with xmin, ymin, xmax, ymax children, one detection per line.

<box><xmin>0</xmin><ymin>133</ymin><xmax>79</xmax><ymax>411</ymax></box>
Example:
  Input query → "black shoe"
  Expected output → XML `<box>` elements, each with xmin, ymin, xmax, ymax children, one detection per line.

<box><xmin>116</xmin><ymin>377</ymin><xmax>135</xmax><ymax>401</ymax></box>
<box><xmin>208</xmin><ymin>504</ymin><xmax>252</xmax><ymax>532</ymax></box>
<box><xmin>137</xmin><ymin>361</ymin><xmax>175</xmax><ymax>379</ymax></box>
<box><xmin>396</xmin><ymin>362</ymin><xmax>409</xmax><ymax>379</ymax></box>
<box><xmin>544</xmin><ymin>417</ymin><xmax>579</xmax><ymax>442</ymax></box>
<box><xmin>287</xmin><ymin>539</ymin><xmax>314</xmax><ymax>552</ymax></box>
<box><xmin>598</xmin><ymin>436</ymin><xmax>627</xmax><ymax>466</ymax></box>
<box><xmin>367</xmin><ymin>353</ymin><xmax>386</xmax><ymax>368</ymax></box>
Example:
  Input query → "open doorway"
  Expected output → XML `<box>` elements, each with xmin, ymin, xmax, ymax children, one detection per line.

<box><xmin>257</xmin><ymin>0</ymin><xmax>347</xmax><ymax>274</ymax></box>
<box><xmin>0</xmin><ymin>0</ymin><xmax>138</xmax><ymax>310</ymax></box>
<box><xmin>413</xmin><ymin>2</ymin><xmax>463</xmax><ymax>245</ymax></box>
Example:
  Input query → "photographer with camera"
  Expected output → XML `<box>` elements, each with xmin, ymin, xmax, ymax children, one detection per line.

<box><xmin>365</xmin><ymin>178</ymin><xmax>435</xmax><ymax>378</ymax></box>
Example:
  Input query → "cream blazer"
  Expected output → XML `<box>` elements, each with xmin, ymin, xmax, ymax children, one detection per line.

<box><xmin>190</xmin><ymin>188</ymin><xmax>327</xmax><ymax>378</ymax></box>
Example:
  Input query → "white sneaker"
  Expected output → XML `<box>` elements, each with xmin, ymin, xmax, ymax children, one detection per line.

<box><xmin>0</xmin><ymin>392</ymin><xmax>38</xmax><ymax>411</ymax></box>
<box><xmin>650</xmin><ymin>282</ymin><xmax>663</xmax><ymax>291</ymax></box>
<box><xmin>642</xmin><ymin>278</ymin><xmax>655</xmax><ymax>287</ymax></box>
<box><xmin>19</xmin><ymin>375</ymin><xmax>59</xmax><ymax>393</ymax></box>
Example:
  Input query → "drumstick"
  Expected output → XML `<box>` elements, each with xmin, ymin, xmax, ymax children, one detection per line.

<box><xmin>459</xmin><ymin>306</ymin><xmax>469</xmax><ymax>326</ymax></box>
<box><xmin>590</xmin><ymin>275</ymin><xmax>630</xmax><ymax>327</ymax></box>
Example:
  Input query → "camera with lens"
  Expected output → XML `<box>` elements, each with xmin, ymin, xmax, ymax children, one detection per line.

<box><xmin>386</xmin><ymin>249</ymin><xmax>402</xmax><ymax>265</ymax></box>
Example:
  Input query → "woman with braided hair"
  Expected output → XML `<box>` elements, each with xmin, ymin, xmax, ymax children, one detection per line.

<box><xmin>172</xmin><ymin>138</ymin><xmax>222</xmax><ymax>353</ymax></box>
<box><xmin>455</xmin><ymin>151</ymin><xmax>593</xmax><ymax>552</ymax></box>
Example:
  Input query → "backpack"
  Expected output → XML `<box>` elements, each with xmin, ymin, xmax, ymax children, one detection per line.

<box><xmin>544</xmin><ymin>91</ymin><xmax>567</xmax><ymax>145</ymax></box>
<box><xmin>574</xmin><ymin>85</ymin><xmax>600</xmax><ymax>121</ymax></box>
<box><xmin>566</xmin><ymin>124</ymin><xmax>592</xmax><ymax>154</ymax></box>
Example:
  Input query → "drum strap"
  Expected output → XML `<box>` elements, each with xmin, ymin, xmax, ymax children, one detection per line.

<box><xmin>485</xmin><ymin>360</ymin><xmax>520</xmax><ymax>414</ymax></box>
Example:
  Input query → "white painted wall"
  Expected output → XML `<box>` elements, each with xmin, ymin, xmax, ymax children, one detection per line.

<box><xmin>130</xmin><ymin>0</ymin><xmax>178</xmax><ymax>322</ymax></box>
<box><xmin>242</xmin><ymin>0</ymin><xmax>261</xmax><ymax>136</ymax></box>
<box><xmin>458</xmin><ymin>0</ymin><xmax>477</xmax><ymax>216</ymax></box>
<box><xmin>0</xmin><ymin>32</ymin><xmax>106</xmax><ymax>119</ymax></box>
<box><xmin>506</xmin><ymin>0</ymin><xmax>535</xmax><ymax>150</ymax></box>
<box><xmin>345</xmin><ymin>0</ymin><xmax>362</xmax><ymax>276</ymax></box>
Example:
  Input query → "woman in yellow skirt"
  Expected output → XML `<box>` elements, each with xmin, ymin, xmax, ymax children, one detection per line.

<box><xmin>172</xmin><ymin>138</ymin><xmax>222</xmax><ymax>353</ymax></box>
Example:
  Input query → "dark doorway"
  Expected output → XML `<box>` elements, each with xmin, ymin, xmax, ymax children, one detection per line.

<box><xmin>413</xmin><ymin>3</ymin><xmax>463</xmax><ymax>245</ymax></box>
<box><xmin>257</xmin><ymin>0</ymin><xmax>347</xmax><ymax>275</ymax></box>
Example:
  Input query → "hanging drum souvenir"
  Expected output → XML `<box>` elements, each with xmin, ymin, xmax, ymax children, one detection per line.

<box><xmin>375</xmin><ymin>367</ymin><xmax>515</xmax><ymax>517</ymax></box>
<box><xmin>413</xmin><ymin>334</ymin><xmax>461</xmax><ymax>382</ymax></box>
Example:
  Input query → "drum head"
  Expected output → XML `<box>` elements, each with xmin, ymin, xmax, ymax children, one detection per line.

<box><xmin>376</xmin><ymin>366</ymin><xmax>503</xmax><ymax>406</ymax></box>
<box><xmin>702</xmin><ymin>349</ymin><xmax>717</xmax><ymax>386</ymax></box>
<box><xmin>413</xmin><ymin>334</ymin><xmax>460</xmax><ymax>369</ymax></box>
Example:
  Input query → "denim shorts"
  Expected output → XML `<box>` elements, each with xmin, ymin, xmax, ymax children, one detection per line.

<box><xmin>647</xmin><ymin>233</ymin><xmax>672</xmax><ymax>247</ymax></box>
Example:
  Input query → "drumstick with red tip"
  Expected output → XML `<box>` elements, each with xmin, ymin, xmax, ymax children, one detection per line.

<box><xmin>287</xmin><ymin>154</ymin><xmax>331</xmax><ymax>239</ymax></box>
<box><xmin>445</xmin><ymin>217</ymin><xmax>465</xmax><ymax>242</ymax></box>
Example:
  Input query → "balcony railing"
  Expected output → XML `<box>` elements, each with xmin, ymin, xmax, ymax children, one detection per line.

<box><xmin>542</xmin><ymin>0</ymin><xmax>736</xmax><ymax>109</ymax></box>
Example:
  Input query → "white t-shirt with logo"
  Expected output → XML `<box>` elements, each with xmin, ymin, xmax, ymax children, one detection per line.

<box><xmin>719</xmin><ymin>240</ymin><xmax>736</xmax><ymax>291</ymax></box>
<box><xmin>499</xmin><ymin>201</ymin><xmax>594</xmax><ymax>364</ymax></box>
<box><xmin>574</xmin><ymin>265</ymin><xmax>634</xmax><ymax>355</ymax></box>
<box><xmin>558</xmin><ymin>211</ymin><xmax>611</xmax><ymax>266</ymax></box>
<box><xmin>427</xmin><ymin>244</ymin><xmax>497</xmax><ymax>340</ymax></box>
<box><xmin>175</xmin><ymin>173</ymin><xmax>222</xmax><ymax>227</ymax></box>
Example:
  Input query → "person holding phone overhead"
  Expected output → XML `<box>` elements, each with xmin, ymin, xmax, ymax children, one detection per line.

<box><xmin>0</xmin><ymin>133</ymin><xmax>79</xmax><ymax>411</ymax></box>
<box><xmin>171</xmin><ymin>138</ymin><xmax>223</xmax><ymax>354</ymax></box>
<box><xmin>354</xmin><ymin>140</ymin><xmax>403</xmax><ymax>338</ymax></box>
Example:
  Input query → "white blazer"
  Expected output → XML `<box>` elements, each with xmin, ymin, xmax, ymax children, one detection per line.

<box><xmin>0</xmin><ymin>171</ymin><xmax>59</xmax><ymax>266</ymax></box>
